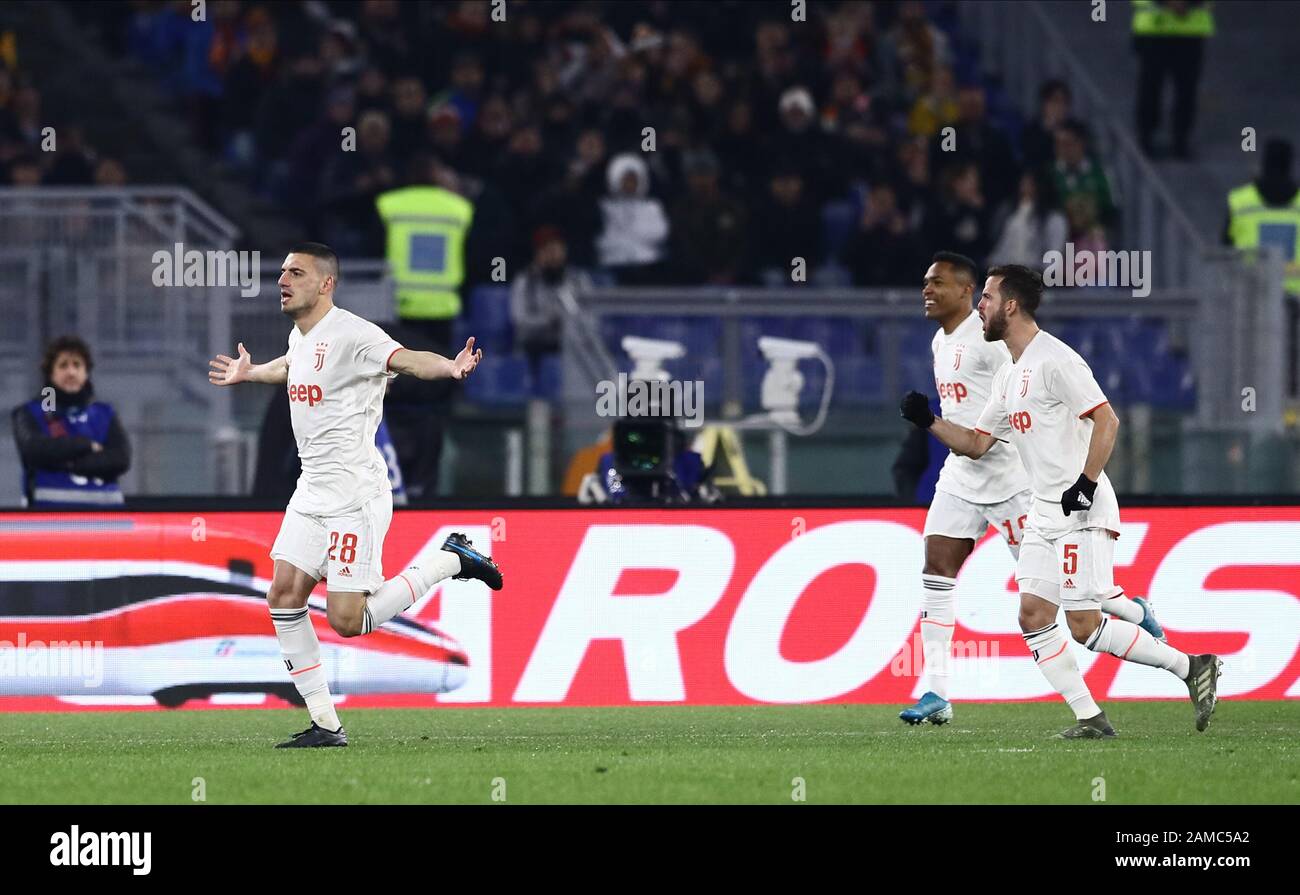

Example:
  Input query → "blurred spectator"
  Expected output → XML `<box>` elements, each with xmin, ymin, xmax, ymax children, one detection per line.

<box><xmin>275</xmin><ymin>86</ymin><xmax>355</xmax><ymax>211</ymax></box>
<box><xmin>94</xmin><ymin>157</ymin><xmax>128</xmax><ymax>187</ymax></box>
<box><xmin>510</xmin><ymin>226</ymin><xmax>591</xmax><ymax>376</ymax></box>
<box><xmin>358</xmin><ymin>0</ymin><xmax>414</xmax><ymax>75</ymax></box>
<box><xmin>885</xmin><ymin>0</ymin><xmax>952</xmax><ymax>98</ymax></box>
<box><xmin>988</xmin><ymin>170</ymin><xmax>1069</xmax><ymax>270</ymax></box>
<box><xmin>532</xmin><ymin>127</ymin><xmax>606</xmax><ymax>268</ymax></box>
<box><xmin>893</xmin><ymin>135</ymin><xmax>933</xmax><ymax>221</ymax></box>
<box><xmin>668</xmin><ymin>149</ymin><xmax>749</xmax><ymax>285</ymax></box>
<box><xmin>11</xmin><ymin>336</ymin><xmax>130</xmax><ymax>507</ymax></box>
<box><xmin>319</xmin><ymin>109</ymin><xmax>396</xmax><ymax>254</ymax></box>
<box><xmin>825</xmin><ymin>69</ymin><xmax>891</xmax><ymax>184</ymax></box>
<box><xmin>908</xmin><ymin>65</ymin><xmax>958</xmax><ymax>138</ymax></box>
<box><xmin>765</xmin><ymin>86</ymin><xmax>844</xmax><ymax>204</ymax></box>
<box><xmin>435</xmin><ymin>52</ymin><xmax>486</xmax><ymax>129</ymax></box>
<box><xmin>1065</xmin><ymin>193</ymin><xmax>1109</xmax><ymax>254</ymax></box>
<box><xmin>220</xmin><ymin>6</ymin><xmax>282</xmax><ymax>165</ymax></box>
<box><xmin>45</xmin><ymin>126</ymin><xmax>97</xmax><ymax>185</ymax></box>
<box><xmin>1051</xmin><ymin>119</ymin><xmax>1118</xmax><ymax>231</ymax></box>
<box><xmin>936</xmin><ymin>83</ymin><xmax>1018</xmax><ymax>206</ymax></box>
<box><xmin>842</xmin><ymin>181</ymin><xmax>924</xmax><ymax>286</ymax></box>
<box><xmin>926</xmin><ymin>161</ymin><xmax>992</xmax><ymax>267</ymax></box>
<box><xmin>252</xmin><ymin>54</ymin><xmax>327</xmax><ymax>167</ymax></box>
<box><xmin>596</xmin><ymin>152</ymin><xmax>669</xmax><ymax>283</ymax></box>
<box><xmin>1021</xmin><ymin>79</ymin><xmax>1072</xmax><ymax>173</ymax></box>
<box><xmin>8</xmin><ymin>152</ymin><xmax>41</xmax><ymax>185</ymax></box>
<box><xmin>1132</xmin><ymin>0</ymin><xmax>1214</xmax><ymax>159</ymax></box>
<box><xmin>715</xmin><ymin>97</ymin><xmax>762</xmax><ymax>197</ymax></box>
<box><xmin>752</xmin><ymin>162</ymin><xmax>823</xmax><ymax>280</ymax></box>
<box><xmin>387</xmin><ymin>77</ymin><xmax>428</xmax><ymax>169</ymax></box>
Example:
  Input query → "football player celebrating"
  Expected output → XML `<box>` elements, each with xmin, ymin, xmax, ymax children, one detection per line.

<box><xmin>210</xmin><ymin>243</ymin><xmax>503</xmax><ymax>747</ymax></box>
<box><xmin>903</xmin><ymin>264</ymin><xmax>1220</xmax><ymax>736</ymax></box>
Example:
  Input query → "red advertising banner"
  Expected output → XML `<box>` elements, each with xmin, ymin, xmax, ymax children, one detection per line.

<box><xmin>1</xmin><ymin>507</ymin><xmax>1297</xmax><ymax>711</ymax></box>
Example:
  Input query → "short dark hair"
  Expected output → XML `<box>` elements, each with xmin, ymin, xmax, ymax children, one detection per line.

<box><xmin>1039</xmin><ymin>78</ymin><xmax>1071</xmax><ymax>104</ymax></box>
<box><xmin>287</xmin><ymin>242</ymin><xmax>339</xmax><ymax>282</ymax></box>
<box><xmin>1059</xmin><ymin>118</ymin><xmax>1090</xmax><ymax>144</ymax></box>
<box><xmin>931</xmin><ymin>251</ymin><xmax>978</xmax><ymax>283</ymax></box>
<box><xmin>986</xmin><ymin>264</ymin><xmax>1044</xmax><ymax>317</ymax></box>
<box><xmin>42</xmin><ymin>335</ymin><xmax>93</xmax><ymax>380</ymax></box>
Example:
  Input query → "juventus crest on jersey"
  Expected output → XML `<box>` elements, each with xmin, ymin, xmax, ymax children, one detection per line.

<box><xmin>284</xmin><ymin>306</ymin><xmax>403</xmax><ymax>517</ymax></box>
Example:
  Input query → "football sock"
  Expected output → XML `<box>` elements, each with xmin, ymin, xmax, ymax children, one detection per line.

<box><xmin>1085</xmin><ymin>617</ymin><xmax>1191</xmax><ymax>679</ymax></box>
<box><xmin>1024</xmin><ymin>621</ymin><xmax>1101</xmax><ymax>720</ymax></box>
<box><xmin>360</xmin><ymin>554</ymin><xmax>462</xmax><ymax>634</ymax></box>
<box><xmin>1100</xmin><ymin>593</ymin><xmax>1143</xmax><ymax>624</ymax></box>
<box><xmin>919</xmin><ymin>574</ymin><xmax>957</xmax><ymax>700</ymax></box>
<box><xmin>270</xmin><ymin>605</ymin><xmax>341</xmax><ymax>732</ymax></box>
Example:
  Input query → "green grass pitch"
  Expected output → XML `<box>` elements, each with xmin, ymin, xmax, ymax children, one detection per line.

<box><xmin>2</xmin><ymin>702</ymin><xmax>1296</xmax><ymax>804</ymax></box>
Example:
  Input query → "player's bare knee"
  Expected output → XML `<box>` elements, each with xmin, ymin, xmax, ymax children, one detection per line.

<box><xmin>922</xmin><ymin>560</ymin><xmax>959</xmax><ymax>579</ymax></box>
<box><xmin>266</xmin><ymin>584</ymin><xmax>305</xmax><ymax>610</ymax></box>
<box><xmin>1066</xmin><ymin>614</ymin><xmax>1099</xmax><ymax>644</ymax></box>
<box><xmin>1017</xmin><ymin>598</ymin><xmax>1055</xmax><ymax>632</ymax></box>
<box><xmin>327</xmin><ymin>609</ymin><xmax>363</xmax><ymax>638</ymax></box>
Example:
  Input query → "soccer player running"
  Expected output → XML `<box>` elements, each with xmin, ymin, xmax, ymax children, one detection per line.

<box><xmin>209</xmin><ymin>243</ymin><xmax>503</xmax><ymax>748</ymax></box>
<box><xmin>898</xmin><ymin>253</ymin><xmax>1164</xmax><ymax>729</ymax></box>
<box><xmin>902</xmin><ymin>264</ymin><xmax>1220</xmax><ymax>736</ymax></box>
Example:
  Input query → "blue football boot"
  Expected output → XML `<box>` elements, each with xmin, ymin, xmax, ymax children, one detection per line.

<box><xmin>1131</xmin><ymin>596</ymin><xmax>1166</xmax><ymax>642</ymax></box>
<box><xmin>899</xmin><ymin>691</ymin><xmax>953</xmax><ymax>725</ymax></box>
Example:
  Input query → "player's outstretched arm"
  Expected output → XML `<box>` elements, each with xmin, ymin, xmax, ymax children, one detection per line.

<box><xmin>899</xmin><ymin>390</ymin><xmax>996</xmax><ymax>459</ymax></box>
<box><xmin>208</xmin><ymin>343</ymin><xmax>288</xmax><ymax>386</ymax></box>
<box><xmin>388</xmin><ymin>337</ymin><xmax>483</xmax><ymax>381</ymax></box>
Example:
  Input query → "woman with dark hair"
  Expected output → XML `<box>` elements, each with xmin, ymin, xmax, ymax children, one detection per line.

<box><xmin>11</xmin><ymin>336</ymin><xmax>131</xmax><ymax>506</ymax></box>
<box><xmin>987</xmin><ymin>169</ymin><xmax>1069</xmax><ymax>270</ymax></box>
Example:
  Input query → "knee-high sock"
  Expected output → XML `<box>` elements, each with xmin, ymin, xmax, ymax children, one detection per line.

<box><xmin>1085</xmin><ymin>617</ymin><xmax>1190</xmax><ymax>679</ymax></box>
<box><xmin>1100</xmin><ymin>593</ymin><xmax>1143</xmax><ymax>624</ymax></box>
<box><xmin>270</xmin><ymin>606</ymin><xmax>340</xmax><ymax>732</ymax></box>
<box><xmin>360</xmin><ymin>552</ymin><xmax>463</xmax><ymax>635</ymax></box>
<box><xmin>1024</xmin><ymin>622</ymin><xmax>1101</xmax><ymax>720</ymax></box>
<box><xmin>920</xmin><ymin>575</ymin><xmax>957</xmax><ymax>699</ymax></box>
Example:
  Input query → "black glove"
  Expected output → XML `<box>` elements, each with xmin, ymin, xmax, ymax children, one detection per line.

<box><xmin>899</xmin><ymin>391</ymin><xmax>936</xmax><ymax>429</ymax></box>
<box><xmin>1060</xmin><ymin>473</ymin><xmax>1098</xmax><ymax>515</ymax></box>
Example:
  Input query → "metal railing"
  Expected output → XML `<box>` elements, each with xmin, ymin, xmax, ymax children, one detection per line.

<box><xmin>560</xmin><ymin>249</ymin><xmax>1292</xmax><ymax>494</ymax></box>
<box><xmin>958</xmin><ymin>0</ymin><xmax>1208</xmax><ymax>289</ymax></box>
<box><xmin>0</xmin><ymin>187</ymin><xmax>242</xmax><ymax>502</ymax></box>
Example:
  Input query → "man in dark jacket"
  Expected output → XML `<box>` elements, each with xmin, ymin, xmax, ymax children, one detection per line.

<box><xmin>11</xmin><ymin>336</ymin><xmax>130</xmax><ymax>506</ymax></box>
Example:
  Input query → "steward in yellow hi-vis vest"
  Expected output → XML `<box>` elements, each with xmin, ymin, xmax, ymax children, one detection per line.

<box><xmin>1225</xmin><ymin>139</ymin><xmax>1300</xmax><ymax>397</ymax></box>
<box><xmin>1131</xmin><ymin>1</ymin><xmax>1213</xmax><ymax>160</ymax></box>
<box><xmin>376</xmin><ymin>184</ymin><xmax>474</xmax><ymax>321</ymax></box>
<box><xmin>1225</xmin><ymin>140</ymin><xmax>1300</xmax><ymax>294</ymax></box>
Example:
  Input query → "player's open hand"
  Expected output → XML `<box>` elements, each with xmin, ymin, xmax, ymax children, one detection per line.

<box><xmin>209</xmin><ymin>342</ymin><xmax>253</xmax><ymax>386</ymax></box>
<box><xmin>450</xmin><ymin>336</ymin><xmax>483</xmax><ymax>380</ymax></box>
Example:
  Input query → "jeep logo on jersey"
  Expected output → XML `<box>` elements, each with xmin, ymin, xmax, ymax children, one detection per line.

<box><xmin>1010</xmin><ymin>410</ymin><xmax>1032</xmax><ymax>433</ymax></box>
<box><xmin>289</xmin><ymin>383</ymin><xmax>324</xmax><ymax>406</ymax></box>
<box><xmin>936</xmin><ymin>381</ymin><xmax>968</xmax><ymax>402</ymax></box>
<box><xmin>314</xmin><ymin>341</ymin><xmax>328</xmax><ymax>372</ymax></box>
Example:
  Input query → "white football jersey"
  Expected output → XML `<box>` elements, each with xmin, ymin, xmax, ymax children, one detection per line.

<box><xmin>974</xmin><ymin>329</ymin><xmax>1121</xmax><ymax>539</ymax></box>
<box><xmin>284</xmin><ymin>305</ymin><xmax>402</xmax><ymax>517</ymax></box>
<box><xmin>931</xmin><ymin>310</ymin><xmax>1030</xmax><ymax>504</ymax></box>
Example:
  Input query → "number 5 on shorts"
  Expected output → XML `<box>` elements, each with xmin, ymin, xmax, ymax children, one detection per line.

<box><xmin>1063</xmin><ymin>543</ymin><xmax>1078</xmax><ymax>575</ymax></box>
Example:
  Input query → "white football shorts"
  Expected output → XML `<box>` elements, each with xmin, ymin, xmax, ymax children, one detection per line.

<box><xmin>270</xmin><ymin>490</ymin><xmax>393</xmax><ymax>593</ymax></box>
<box><xmin>1016</xmin><ymin>525</ymin><xmax>1122</xmax><ymax>611</ymax></box>
<box><xmin>923</xmin><ymin>488</ymin><xmax>1033</xmax><ymax>558</ymax></box>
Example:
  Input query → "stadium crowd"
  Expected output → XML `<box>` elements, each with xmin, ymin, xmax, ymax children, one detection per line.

<box><xmin>107</xmin><ymin>0</ymin><xmax>1118</xmax><ymax>289</ymax></box>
